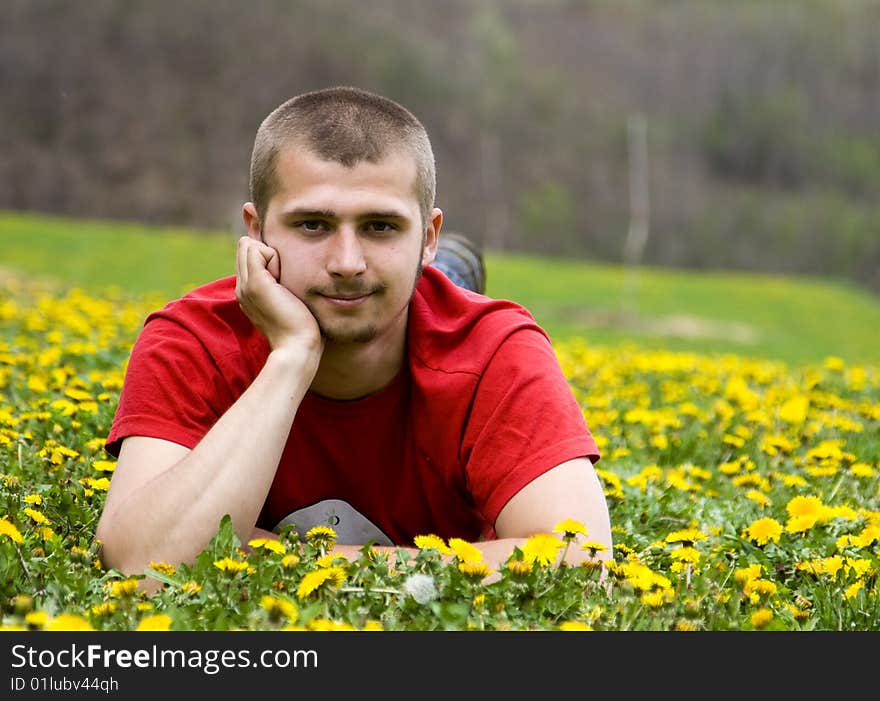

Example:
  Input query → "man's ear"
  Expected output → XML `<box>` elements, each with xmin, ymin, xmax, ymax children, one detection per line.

<box><xmin>422</xmin><ymin>207</ymin><xmax>442</xmax><ymax>267</ymax></box>
<box><xmin>242</xmin><ymin>202</ymin><xmax>262</xmax><ymax>241</ymax></box>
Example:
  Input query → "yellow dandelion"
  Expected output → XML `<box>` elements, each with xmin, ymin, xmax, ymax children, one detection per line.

<box><xmin>743</xmin><ymin>578</ymin><xmax>777</xmax><ymax>598</ymax></box>
<box><xmin>742</xmin><ymin>518</ymin><xmax>783</xmax><ymax>546</ymax></box>
<box><xmin>90</xmin><ymin>602</ymin><xmax>118</xmax><ymax>616</ymax></box>
<box><xmin>580</xmin><ymin>541</ymin><xmax>609</xmax><ymax>556</ymax></box>
<box><xmin>315</xmin><ymin>552</ymin><xmax>349</xmax><ymax>568</ymax></box>
<box><xmin>553</xmin><ymin>518</ymin><xmax>588</xmax><ymax>540</ymax></box>
<box><xmin>448</xmin><ymin>537</ymin><xmax>484</xmax><ymax>564</ymax></box>
<box><xmin>248</xmin><ymin>538</ymin><xmax>286</xmax><ymax>555</ymax></box>
<box><xmin>522</xmin><ymin>533</ymin><xmax>563</xmax><ymax>566</ymax></box>
<box><xmin>785</xmin><ymin>514</ymin><xmax>818</xmax><ymax>535</ymax></box>
<box><xmin>664</xmin><ymin>528</ymin><xmax>707</xmax><ymax>545</ymax></box>
<box><xmin>844</xmin><ymin>580</ymin><xmax>864</xmax><ymax>600</ymax></box>
<box><xmin>506</xmin><ymin>559</ymin><xmax>534</xmax><ymax>576</ymax></box>
<box><xmin>458</xmin><ymin>560</ymin><xmax>492</xmax><ymax>578</ymax></box>
<box><xmin>307</xmin><ymin>618</ymin><xmax>355</xmax><ymax>631</ymax></box>
<box><xmin>784</xmin><ymin>604</ymin><xmax>811</xmax><ymax>622</ymax></box>
<box><xmin>148</xmin><ymin>562</ymin><xmax>177</xmax><ymax>576</ymax></box>
<box><xmin>180</xmin><ymin>580</ymin><xmax>202</xmax><ymax>595</ymax></box>
<box><xmin>107</xmin><ymin>578</ymin><xmax>140</xmax><ymax>597</ymax></box>
<box><xmin>745</xmin><ymin>490</ymin><xmax>772</xmax><ymax>507</ymax></box>
<box><xmin>734</xmin><ymin>563</ymin><xmax>762</xmax><ymax>584</ymax></box>
<box><xmin>361</xmin><ymin>620</ymin><xmax>383</xmax><ymax>631</ymax></box>
<box><xmin>413</xmin><ymin>534</ymin><xmax>452</xmax><ymax>555</ymax></box>
<box><xmin>136</xmin><ymin>614</ymin><xmax>173</xmax><ymax>631</ymax></box>
<box><xmin>305</xmin><ymin>525</ymin><xmax>337</xmax><ymax>546</ymax></box>
<box><xmin>670</xmin><ymin>546</ymin><xmax>701</xmax><ymax>564</ymax></box>
<box><xmin>22</xmin><ymin>507</ymin><xmax>49</xmax><ymax>525</ymax></box>
<box><xmin>25</xmin><ymin>611</ymin><xmax>48</xmax><ymax>628</ymax></box>
<box><xmin>23</xmin><ymin>494</ymin><xmax>42</xmax><ymax>505</ymax></box>
<box><xmin>640</xmin><ymin>590</ymin><xmax>668</xmax><ymax>608</ymax></box>
<box><xmin>296</xmin><ymin>566</ymin><xmax>346</xmax><ymax>600</ymax></box>
<box><xmin>750</xmin><ymin>608</ymin><xmax>773</xmax><ymax>629</ymax></box>
<box><xmin>260</xmin><ymin>595</ymin><xmax>298</xmax><ymax>621</ymax></box>
<box><xmin>559</xmin><ymin>621</ymin><xmax>592</xmax><ymax>631</ymax></box>
<box><xmin>213</xmin><ymin>557</ymin><xmax>249</xmax><ymax>573</ymax></box>
<box><xmin>281</xmin><ymin>554</ymin><xmax>301</xmax><ymax>569</ymax></box>
<box><xmin>0</xmin><ymin>518</ymin><xmax>23</xmax><ymax>544</ymax></box>
<box><xmin>46</xmin><ymin>614</ymin><xmax>94</xmax><ymax>631</ymax></box>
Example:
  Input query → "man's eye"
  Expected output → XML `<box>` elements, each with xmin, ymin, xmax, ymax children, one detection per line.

<box><xmin>300</xmin><ymin>221</ymin><xmax>324</xmax><ymax>232</ymax></box>
<box><xmin>366</xmin><ymin>222</ymin><xmax>395</xmax><ymax>233</ymax></box>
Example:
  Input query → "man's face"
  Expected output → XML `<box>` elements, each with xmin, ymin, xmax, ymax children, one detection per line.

<box><xmin>246</xmin><ymin>145</ymin><xmax>439</xmax><ymax>346</ymax></box>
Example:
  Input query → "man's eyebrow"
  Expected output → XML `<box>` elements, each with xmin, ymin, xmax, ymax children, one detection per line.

<box><xmin>360</xmin><ymin>211</ymin><xmax>410</xmax><ymax>221</ymax></box>
<box><xmin>280</xmin><ymin>208</ymin><xmax>336</xmax><ymax>219</ymax></box>
<box><xmin>279</xmin><ymin>209</ymin><xmax>410</xmax><ymax>221</ymax></box>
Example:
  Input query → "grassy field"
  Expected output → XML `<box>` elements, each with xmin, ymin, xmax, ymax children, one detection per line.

<box><xmin>3</xmin><ymin>209</ymin><xmax>879</xmax><ymax>366</ymax></box>
<box><xmin>1</xmin><ymin>208</ymin><xmax>878</xmax><ymax>633</ymax></box>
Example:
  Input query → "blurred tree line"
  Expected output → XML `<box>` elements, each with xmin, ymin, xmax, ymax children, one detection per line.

<box><xmin>2</xmin><ymin>0</ymin><xmax>879</xmax><ymax>292</ymax></box>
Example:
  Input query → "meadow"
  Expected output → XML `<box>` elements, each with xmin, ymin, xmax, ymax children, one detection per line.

<box><xmin>0</xmin><ymin>211</ymin><xmax>878</xmax><ymax>631</ymax></box>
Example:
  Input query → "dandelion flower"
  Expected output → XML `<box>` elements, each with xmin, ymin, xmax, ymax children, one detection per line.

<box><xmin>553</xmin><ymin>518</ymin><xmax>588</xmax><ymax>540</ymax></box>
<box><xmin>750</xmin><ymin>608</ymin><xmax>773</xmax><ymax>629</ymax></box>
<box><xmin>413</xmin><ymin>534</ymin><xmax>451</xmax><ymax>555</ymax></box>
<box><xmin>213</xmin><ymin>557</ymin><xmax>250</xmax><ymax>574</ymax></box>
<box><xmin>640</xmin><ymin>591</ymin><xmax>668</xmax><ymax>608</ymax></box>
<box><xmin>402</xmin><ymin>574</ymin><xmax>438</xmax><ymax>604</ymax></box>
<box><xmin>580</xmin><ymin>541</ymin><xmax>608</xmax><ymax>558</ymax></box>
<box><xmin>458</xmin><ymin>560</ymin><xmax>492</xmax><ymax>578</ymax></box>
<box><xmin>180</xmin><ymin>581</ymin><xmax>202</xmax><ymax>595</ymax></box>
<box><xmin>507</xmin><ymin>559</ymin><xmax>534</xmax><ymax>576</ymax></box>
<box><xmin>248</xmin><ymin>538</ymin><xmax>286</xmax><ymax>555</ymax></box>
<box><xmin>0</xmin><ymin>518</ymin><xmax>23</xmax><ymax>544</ymax></box>
<box><xmin>448</xmin><ymin>537</ymin><xmax>483</xmax><ymax>564</ymax></box>
<box><xmin>742</xmin><ymin>518</ymin><xmax>782</xmax><ymax>546</ymax></box>
<box><xmin>296</xmin><ymin>566</ymin><xmax>346</xmax><ymax>600</ymax></box>
<box><xmin>46</xmin><ymin>614</ymin><xmax>94</xmax><ymax>631</ymax></box>
<box><xmin>25</xmin><ymin>611</ymin><xmax>48</xmax><ymax>628</ymax></box>
<box><xmin>136</xmin><ymin>614</ymin><xmax>173</xmax><ymax>631</ymax></box>
<box><xmin>315</xmin><ymin>552</ymin><xmax>349</xmax><ymax>568</ymax></box>
<box><xmin>281</xmin><ymin>554</ymin><xmax>301</xmax><ymax>569</ymax></box>
<box><xmin>664</xmin><ymin>528</ymin><xmax>707</xmax><ymax>545</ymax></box>
<box><xmin>107</xmin><ymin>578</ymin><xmax>140</xmax><ymax>598</ymax></box>
<box><xmin>559</xmin><ymin>621</ymin><xmax>592</xmax><ymax>631</ymax></box>
<box><xmin>260</xmin><ymin>595</ymin><xmax>298</xmax><ymax>621</ymax></box>
<box><xmin>148</xmin><ymin>562</ymin><xmax>177</xmax><ymax>576</ymax></box>
<box><xmin>522</xmin><ymin>533</ymin><xmax>563</xmax><ymax>566</ymax></box>
<box><xmin>305</xmin><ymin>525</ymin><xmax>337</xmax><ymax>547</ymax></box>
<box><xmin>22</xmin><ymin>507</ymin><xmax>49</xmax><ymax>525</ymax></box>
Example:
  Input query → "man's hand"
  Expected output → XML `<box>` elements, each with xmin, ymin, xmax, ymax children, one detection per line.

<box><xmin>235</xmin><ymin>236</ymin><xmax>323</xmax><ymax>360</ymax></box>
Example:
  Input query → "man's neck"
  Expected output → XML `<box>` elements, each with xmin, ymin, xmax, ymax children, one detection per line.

<box><xmin>308</xmin><ymin>321</ymin><xmax>408</xmax><ymax>401</ymax></box>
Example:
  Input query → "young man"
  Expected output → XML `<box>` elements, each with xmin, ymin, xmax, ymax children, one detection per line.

<box><xmin>96</xmin><ymin>86</ymin><xmax>612</xmax><ymax>579</ymax></box>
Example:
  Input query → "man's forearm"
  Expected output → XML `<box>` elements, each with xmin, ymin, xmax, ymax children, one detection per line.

<box><xmin>99</xmin><ymin>348</ymin><xmax>317</xmax><ymax>574</ymax></box>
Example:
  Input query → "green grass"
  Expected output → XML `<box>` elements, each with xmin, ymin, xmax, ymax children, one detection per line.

<box><xmin>3</xmin><ymin>209</ymin><xmax>879</xmax><ymax>366</ymax></box>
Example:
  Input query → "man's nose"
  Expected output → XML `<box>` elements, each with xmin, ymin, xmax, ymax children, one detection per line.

<box><xmin>326</xmin><ymin>227</ymin><xmax>367</xmax><ymax>277</ymax></box>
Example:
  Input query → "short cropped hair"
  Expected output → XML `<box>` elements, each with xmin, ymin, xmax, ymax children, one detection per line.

<box><xmin>249</xmin><ymin>86</ymin><xmax>436</xmax><ymax>227</ymax></box>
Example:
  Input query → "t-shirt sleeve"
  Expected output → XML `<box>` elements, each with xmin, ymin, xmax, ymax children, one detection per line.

<box><xmin>105</xmin><ymin>316</ymin><xmax>235</xmax><ymax>457</ymax></box>
<box><xmin>461</xmin><ymin>328</ymin><xmax>600</xmax><ymax>528</ymax></box>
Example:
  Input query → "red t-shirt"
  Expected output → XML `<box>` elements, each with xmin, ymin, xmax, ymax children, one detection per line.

<box><xmin>106</xmin><ymin>267</ymin><xmax>599</xmax><ymax>545</ymax></box>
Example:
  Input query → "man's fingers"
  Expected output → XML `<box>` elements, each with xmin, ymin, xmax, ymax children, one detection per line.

<box><xmin>246</xmin><ymin>240</ymin><xmax>279</xmax><ymax>281</ymax></box>
<box><xmin>235</xmin><ymin>236</ymin><xmax>250</xmax><ymax>290</ymax></box>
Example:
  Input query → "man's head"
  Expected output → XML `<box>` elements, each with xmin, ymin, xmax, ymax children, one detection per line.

<box><xmin>242</xmin><ymin>87</ymin><xmax>442</xmax><ymax>351</ymax></box>
<box><xmin>249</xmin><ymin>86</ymin><xmax>436</xmax><ymax>230</ymax></box>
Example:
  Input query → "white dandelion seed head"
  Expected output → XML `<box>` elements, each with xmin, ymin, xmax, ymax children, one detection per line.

<box><xmin>402</xmin><ymin>573</ymin><xmax>438</xmax><ymax>604</ymax></box>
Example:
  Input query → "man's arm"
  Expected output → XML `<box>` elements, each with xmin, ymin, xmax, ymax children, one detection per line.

<box><xmin>318</xmin><ymin>457</ymin><xmax>612</xmax><ymax>574</ymax></box>
<box><xmin>96</xmin><ymin>237</ymin><xmax>323</xmax><ymax>576</ymax></box>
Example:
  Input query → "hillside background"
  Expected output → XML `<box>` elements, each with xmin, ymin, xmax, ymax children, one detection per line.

<box><xmin>2</xmin><ymin>0</ymin><xmax>879</xmax><ymax>294</ymax></box>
